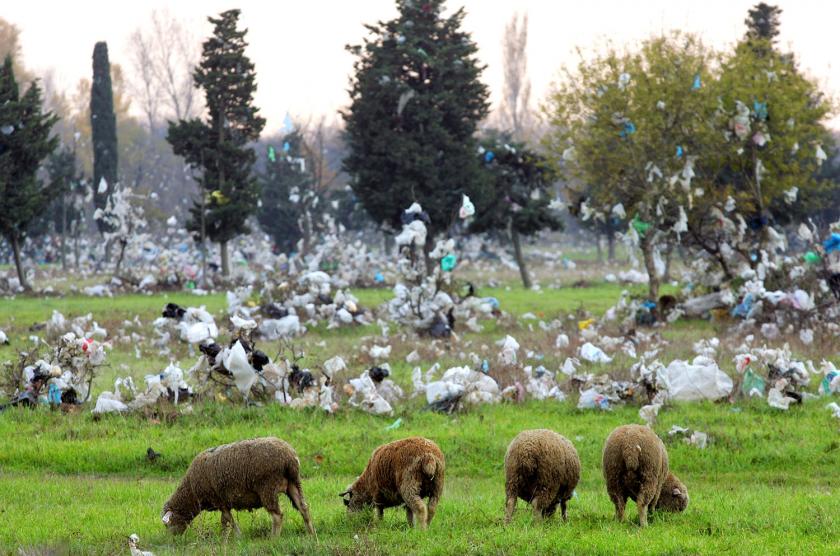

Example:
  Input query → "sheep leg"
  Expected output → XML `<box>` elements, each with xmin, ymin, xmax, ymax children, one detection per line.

<box><xmin>259</xmin><ymin>488</ymin><xmax>284</xmax><ymax>536</ymax></box>
<box><xmin>269</xmin><ymin>509</ymin><xmax>285</xmax><ymax>536</ymax></box>
<box><xmin>286</xmin><ymin>481</ymin><xmax>316</xmax><ymax>535</ymax></box>
<box><xmin>610</xmin><ymin>494</ymin><xmax>626</xmax><ymax>522</ymax></box>
<box><xmin>426</xmin><ymin>479</ymin><xmax>444</xmax><ymax>526</ymax></box>
<box><xmin>403</xmin><ymin>496</ymin><xmax>428</xmax><ymax>529</ymax></box>
<box><xmin>376</xmin><ymin>506</ymin><xmax>384</xmax><ymax>521</ymax></box>
<box><xmin>221</xmin><ymin>509</ymin><xmax>240</xmax><ymax>536</ymax></box>
<box><xmin>531</xmin><ymin>491</ymin><xmax>556</xmax><ymax>521</ymax></box>
<box><xmin>636</xmin><ymin>479</ymin><xmax>659</xmax><ymax>527</ymax></box>
<box><xmin>504</xmin><ymin>495</ymin><xmax>517</xmax><ymax>524</ymax></box>
<box><xmin>560</xmin><ymin>499</ymin><xmax>569</xmax><ymax>522</ymax></box>
<box><xmin>405</xmin><ymin>506</ymin><xmax>413</xmax><ymax>526</ymax></box>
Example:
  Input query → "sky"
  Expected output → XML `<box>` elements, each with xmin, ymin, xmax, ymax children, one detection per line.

<box><xmin>5</xmin><ymin>0</ymin><xmax>839</xmax><ymax>130</ymax></box>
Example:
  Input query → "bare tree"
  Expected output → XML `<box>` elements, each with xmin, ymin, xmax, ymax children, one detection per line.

<box><xmin>127</xmin><ymin>29</ymin><xmax>161</xmax><ymax>130</ymax></box>
<box><xmin>500</xmin><ymin>12</ymin><xmax>531</xmax><ymax>139</ymax></box>
<box><xmin>126</xmin><ymin>9</ymin><xmax>200</xmax><ymax>126</ymax></box>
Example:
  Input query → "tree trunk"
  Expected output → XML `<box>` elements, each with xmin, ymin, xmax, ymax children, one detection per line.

<box><xmin>423</xmin><ymin>239</ymin><xmax>434</xmax><ymax>276</ymax></box>
<box><xmin>302</xmin><ymin>209</ymin><xmax>313</xmax><ymax>255</ymax></box>
<box><xmin>511</xmin><ymin>227</ymin><xmax>532</xmax><ymax>289</ymax></box>
<box><xmin>10</xmin><ymin>235</ymin><xmax>29</xmax><ymax>291</ymax></box>
<box><xmin>662</xmin><ymin>242</ymin><xmax>674</xmax><ymax>282</ymax></box>
<box><xmin>607</xmin><ymin>230</ymin><xmax>616</xmax><ymax>263</ymax></box>
<box><xmin>113</xmin><ymin>239</ymin><xmax>127</xmax><ymax>276</ymax></box>
<box><xmin>595</xmin><ymin>233</ymin><xmax>603</xmax><ymax>263</ymax></box>
<box><xmin>641</xmin><ymin>235</ymin><xmax>659</xmax><ymax>301</ymax></box>
<box><xmin>220</xmin><ymin>240</ymin><xmax>230</xmax><ymax>277</ymax></box>
<box><xmin>73</xmin><ymin>231</ymin><xmax>80</xmax><ymax>269</ymax></box>
<box><xmin>60</xmin><ymin>193</ymin><xmax>67</xmax><ymax>271</ymax></box>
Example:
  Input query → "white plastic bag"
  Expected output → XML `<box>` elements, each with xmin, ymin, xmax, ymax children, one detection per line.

<box><xmin>661</xmin><ymin>356</ymin><xmax>733</xmax><ymax>401</ymax></box>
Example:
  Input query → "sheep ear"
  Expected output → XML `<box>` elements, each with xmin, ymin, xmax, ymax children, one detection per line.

<box><xmin>672</xmin><ymin>488</ymin><xmax>681</xmax><ymax>496</ymax></box>
<box><xmin>162</xmin><ymin>511</ymin><xmax>173</xmax><ymax>524</ymax></box>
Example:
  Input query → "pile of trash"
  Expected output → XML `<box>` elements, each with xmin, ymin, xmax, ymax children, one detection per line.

<box><xmin>0</xmin><ymin>334</ymin><xmax>107</xmax><ymax>410</ymax></box>
<box><xmin>386</xmin><ymin>203</ymin><xmax>497</xmax><ymax>337</ymax></box>
<box><xmin>296</xmin><ymin>233</ymin><xmax>393</xmax><ymax>288</ymax></box>
<box><xmin>93</xmin><ymin>363</ymin><xmax>192</xmax><ymax>414</ymax></box>
<box><xmin>152</xmin><ymin>303</ymin><xmax>219</xmax><ymax>354</ymax></box>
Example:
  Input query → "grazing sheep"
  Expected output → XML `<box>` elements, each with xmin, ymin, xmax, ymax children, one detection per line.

<box><xmin>340</xmin><ymin>437</ymin><xmax>445</xmax><ymax>529</ymax></box>
<box><xmin>504</xmin><ymin>429</ymin><xmax>581</xmax><ymax>523</ymax></box>
<box><xmin>602</xmin><ymin>424</ymin><xmax>689</xmax><ymax>526</ymax></box>
<box><xmin>161</xmin><ymin>437</ymin><xmax>315</xmax><ymax>537</ymax></box>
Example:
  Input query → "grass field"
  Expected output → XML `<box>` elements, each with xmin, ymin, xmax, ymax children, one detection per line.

<box><xmin>1</xmin><ymin>282</ymin><xmax>838</xmax><ymax>555</ymax></box>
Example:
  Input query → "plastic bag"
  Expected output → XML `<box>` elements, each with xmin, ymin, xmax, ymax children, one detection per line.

<box><xmin>661</xmin><ymin>356</ymin><xmax>733</xmax><ymax>401</ymax></box>
<box><xmin>577</xmin><ymin>388</ymin><xmax>610</xmax><ymax>410</ymax></box>
<box><xmin>579</xmin><ymin>342</ymin><xmax>612</xmax><ymax>363</ymax></box>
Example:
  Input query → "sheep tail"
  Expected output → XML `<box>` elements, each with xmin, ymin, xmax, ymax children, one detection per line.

<box><xmin>420</xmin><ymin>454</ymin><xmax>440</xmax><ymax>480</ymax></box>
<box><xmin>623</xmin><ymin>442</ymin><xmax>642</xmax><ymax>471</ymax></box>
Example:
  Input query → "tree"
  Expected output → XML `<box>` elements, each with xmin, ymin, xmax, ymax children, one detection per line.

<box><xmin>0</xmin><ymin>55</ymin><xmax>59</xmax><ymax>289</ymax></box>
<box><xmin>683</xmin><ymin>37</ymin><xmax>830</xmax><ymax>279</ymax></box>
<box><xmin>167</xmin><ymin>9</ymin><xmax>265</xmax><ymax>276</ymax></box>
<box><xmin>90</xmin><ymin>42</ymin><xmax>119</xmax><ymax>234</ymax></box>
<box><xmin>258</xmin><ymin>131</ymin><xmax>309</xmax><ymax>253</ymax></box>
<box><xmin>45</xmin><ymin>148</ymin><xmax>85</xmax><ymax>270</ymax></box>
<box><xmin>544</xmin><ymin>33</ymin><xmax>718</xmax><ymax>299</ymax></box>
<box><xmin>127</xmin><ymin>10</ymin><xmax>201</xmax><ymax>128</ymax></box>
<box><xmin>500</xmin><ymin>12</ymin><xmax>531</xmax><ymax>140</ymax></box>
<box><xmin>343</xmin><ymin>0</ymin><xmax>491</xmax><ymax>256</ymax></box>
<box><xmin>471</xmin><ymin>134</ymin><xmax>562</xmax><ymax>288</ymax></box>
<box><xmin>745</xmin><ymin>3</ymin><xmax>782</xmax><ymax>44</ymax></box>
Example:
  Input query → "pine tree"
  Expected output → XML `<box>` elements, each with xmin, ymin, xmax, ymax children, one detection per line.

<box><xmin>258</xmin><ymin>132</ymin><xmax>310</xmax><ymax>254</ymax></box>
<box><xmin>343</xmin><ymin>0</ymin><xmax>490</xmax><ymax>245</ymax></box>
<box><xmin>167</xmin><ymin>9</ymin><xmax>265</xmax><ymax>276</ymax></box>
<box><xmin>0</xmin><ymin>55</ymin><xmax>59</xmax><ymax>289</ymax></box>
<box><xmin>471</xmin><ymin>134</ymin><xmax>562</xmax><ymax>288</ymax></box>
<box><xmin>90</xmin><ymin>42</ymin><xmax>118</xmax><ymax>233</ymax></box>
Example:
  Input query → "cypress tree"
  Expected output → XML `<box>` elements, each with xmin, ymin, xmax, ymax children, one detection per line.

<box><xmin>90</xmin><ymin>42</ymin><xmax>118</xmax><ymax>233</ymax></box>
<box><xmin>0</xmin><ymin>55</ymin><xmax>59</xmax><ymax>289</ymax></box>
<box><xmin>167</xmin><ymin>9</ymin><xmax>265</xmax><ymax>276</ymax></box>
<box><xmin>343</xmin><ymin>0</ymin><xmax>490</xmax><ymax>245</ymax></box>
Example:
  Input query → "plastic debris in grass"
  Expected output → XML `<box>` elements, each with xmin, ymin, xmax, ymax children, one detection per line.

<box><xmin>1</xmin><ymin>334</ymin><xmax>106</xmax><ymax>411</ymax></box>
<box><xmin>668</xmin><ymin>425</ymin><xmax>708</xmax><ymax>449</ymax></box>
<box><xmin>659</xmin><ymin>356</ymin><xmax>733</xmax><ymax>402</ymax></box>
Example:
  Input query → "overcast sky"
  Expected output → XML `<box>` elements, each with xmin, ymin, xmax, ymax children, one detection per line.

<box><xmin>5</xmin><ymin>0</ymin><xmax>838</xmax><ymax>130</ymax></box>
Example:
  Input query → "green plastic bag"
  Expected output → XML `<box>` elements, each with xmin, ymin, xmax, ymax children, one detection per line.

<box><xmin>741</xmin><ymin>368</ymin><xmax>766</xmax><ymax>396</ymax></box>
<box><xmin>631</xmin><ymin>215</ymin><xmax>651</xmax><ymax>236</ymax></box>
<box><xmin>803</xmin><ymin>251</ymin><xmax>821</xmax><ymax>264</ymax></box>
<box><xmin>440</xmin><ymin>254</ymin><xmax>457</xmax><ymax>272</ymax></box>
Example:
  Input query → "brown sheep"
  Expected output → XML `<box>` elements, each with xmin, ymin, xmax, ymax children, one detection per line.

<box><xmin>602</xmin><ymin>424</ymin><xmax>689</xmax><ymax>526</ymax></box>
<box><xmin>504</xmin><ymin>429</ymin><xmax>581</xmax><ymax>523</ymax></box>
<box><xmin>161</xmin><ymin>437</ymin><xmax>315</xmax><ymax>537</ymax></box>
<box><xmin>340</xmin><ymin>437</ymin><xmax>445</xmax><ymax>529</ymax></box>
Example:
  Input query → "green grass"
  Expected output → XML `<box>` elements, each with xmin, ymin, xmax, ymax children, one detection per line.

<box><xmin>1</xmin><ymin>401</ymin><xmax>838</xmax><ymax>555</ymax></box>
<box><xmin>0</xmin><ymin>284</ymin><xmax>838</xmax><ymax>554</ymax></box>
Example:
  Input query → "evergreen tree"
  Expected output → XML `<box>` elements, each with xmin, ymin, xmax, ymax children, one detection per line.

<box><xmin>343</xmin><ymin>0</ymin><xmax>490</xmax><ymax>245</ymax></box>
<box><xmin>745</xmin><ymin>3</ymin><xmax>783</xmax><ymax>43</ymax></box>
<box><xmin>45</xmin><ymin>147</ymin><xmax>85</xmax><ymax>270</ymax></box>
<box><xmin>471</xmin><ymin>134</ymin><xmax>562</xmax><ymax>288</ymax></box>
<box><xmin>0</xmin><ymin>55</ymin><xmax>59</xmax><ymax>289</ymax></box>
<box><xmin>258</xmin><ymin>132</ymin><xmax>309</xmax><ymax>254</ymax></box>
<box><xmin>167</xmin><ymin>9</ymin><xmax>265</xmax><ymax>276</ymax></box>
<box><xmin>90</xmin><ymin>42</ymin><xmax>118</xmax><ymax>232</ymax></box>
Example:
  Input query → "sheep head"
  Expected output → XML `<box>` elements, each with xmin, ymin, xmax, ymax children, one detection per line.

<box><xmin>161</xmin><ymin>506</ymin><xmax>190</xmax><ymax>535</ymax></box>
<box><xmin>339</xmin><ymin>483</ymin><xmax>371</xmax><ymax>513</ymax></box>
<box><xmin>655</xmin><ymin>472</ymin><xmax>689</xmax><ymax>512</ymax></box>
